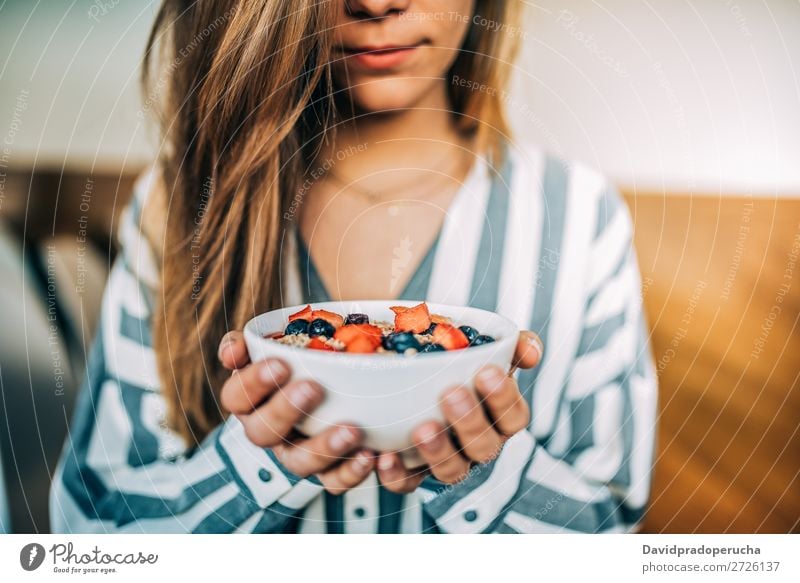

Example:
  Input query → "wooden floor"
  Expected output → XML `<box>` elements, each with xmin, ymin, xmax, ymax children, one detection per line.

<box><xmin>625</xmin><ymin>193</ymin><xmax>800</xmax><ymax>533</ymax></box>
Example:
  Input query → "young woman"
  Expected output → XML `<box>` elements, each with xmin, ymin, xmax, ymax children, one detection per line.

<box><xmin>51</xmin><ymin>0</ymin><xmax>657</xmax><ymax>533</ymax></box>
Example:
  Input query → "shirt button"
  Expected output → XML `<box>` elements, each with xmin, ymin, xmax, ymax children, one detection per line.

<box><xmin>353</xmin><ymin>507</ymin><xmax>367</xmax><ymax>518</ymax></box>
<box><xmin>258</xmin><ymin>468</ymin><xmax>272</xmax><ymax>482</ymax></box>
<box><xmin>463</xmin><ymin>510</ymin><xmax>478</xmax><ymax>522</ymax></box>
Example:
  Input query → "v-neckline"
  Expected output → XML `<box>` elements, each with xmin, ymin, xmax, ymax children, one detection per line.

<box><xmin>294</xmin><ymin>226</ymin><xmax>442</xmax><ymax>303</ymax></box>
<box><xmin>293</xmin><ymin>157</ymin><xmax>490</xmax><ymax>304</ymax></box>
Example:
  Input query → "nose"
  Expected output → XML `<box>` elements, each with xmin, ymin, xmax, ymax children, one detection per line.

<box><xmin>345</xmin><ymin>0</ymin><xmax>411</xmax><ymax>19</ymax></box>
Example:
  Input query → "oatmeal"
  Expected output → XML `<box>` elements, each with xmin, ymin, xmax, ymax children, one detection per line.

<box><xmin>265</xmin><ymin>302</ymin><xmax>496</xmax><ymax>355</ymax></box>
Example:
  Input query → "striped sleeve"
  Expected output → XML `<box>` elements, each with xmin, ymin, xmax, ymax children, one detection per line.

<box><xmin>418</xmin><ymin>182</ymin><xmax>658</xmax><ymax>534</ymax></box>
<box><xmin>49</xmin><ymin>169</ymin><xmax>323</xmax><ymax>533</ymax></box>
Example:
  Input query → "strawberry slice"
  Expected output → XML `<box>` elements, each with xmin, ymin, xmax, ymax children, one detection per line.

<box><xmin>310</xmin><ymin>309</ymin><xmax>344</xmax><ymax>329</ymax></box>
<box><xmin>288</xmin><ymin>304</ymin><xmax>312</xmax><ymax>322</ymax></box>
<box><xmin>334</xmin><ymin>324</ymin><xmax>383</xmax><ymax>353</ymax></box>
<box><xmin>390</xmin><ymin>302</ymin><xmax>432</xmax><ymax>334</ymax></box>
<box><xmin>346</xmin><ymin>336</ymin><xmax>380</xmax><ymax>353</ymax></box>
<box><xmin>432</xmin><ymin>323</ymin><xmax>469</xmax><ymax>350</ymax></box>
<box><xmin>430</xmin><ymin>313</ymin><xmax>452</xmax><ymax>325</ymax></box>
<box><xmin>332</xmin><ymin>324</ymin><xmax>362</xmax><ymax>346</ymax></box>
<box><xmin>308</xmin><ymin>337</ymin><xmax>335</xmax><ymax>351</ymax></box>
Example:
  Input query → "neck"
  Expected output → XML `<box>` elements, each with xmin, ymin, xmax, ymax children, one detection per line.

<box><xmin>319</xmin><ymin>83</ymin><xmax>472</xmax><ymax>189</ymax></box>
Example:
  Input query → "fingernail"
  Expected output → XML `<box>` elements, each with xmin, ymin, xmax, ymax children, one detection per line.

<box><xmin>353</xmin><ymin>451</ymin><xmax>374</xmax><ymax>471</ymax></box>
<box><xmin>378</xmin><ymin>454</ymin><xmax>396</xmax><ymax>472</ymax></box>
<box><xmin>259</xmin><ymin>360</ymin><xmax>288</xmax><ymax>384</ymax></box>
<box><xmin>416</xmin><ymin>425</ymin><xmax>444</xmax><ymax>452</ymax></box>
<box><xmin>329</xmin><ymin>426</ymin><xmax>358</xmax><ymax>451</ymax></box>
<box><xmin>217</xmin><ymin>334</ymin><xmax>235</xmax><ymax>359</ymax></box>
<box><xmin>286</xmin><ymin>381</ymin><xmax>318</xmax><ymax>410</ymax></box>
<box><xmin>444</xmin><ymin>388</ymin><xmax>472</xmax><ymax>416</ymax></box>
<box><xmin>526</xmin><ymin>334</ymin><xmax>543</xmax><ymax>358</ymax></box>
<box><xmin>476</xmin><ymin>367</ymin><xmax>504</xmax><ymax>392</ymax></box>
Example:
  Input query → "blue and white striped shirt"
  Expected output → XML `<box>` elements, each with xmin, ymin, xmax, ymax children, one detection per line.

<box><xmin>50</xmin><ymin>143</ymin><xmax>658</xmax><ymax>533</ymax></box>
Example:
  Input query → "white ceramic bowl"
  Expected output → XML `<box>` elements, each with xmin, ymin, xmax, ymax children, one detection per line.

<box><xmin>244</xmin><ymin>300</ymin><xmax>518</xmax><ymax>464</ymax></box>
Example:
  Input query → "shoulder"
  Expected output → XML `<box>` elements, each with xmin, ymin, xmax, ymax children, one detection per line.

<box><xmin>508</xmin><ymin>140</ymin><xmax>621</xmax><ymax>203</ymax></box>
<box><xmin>117</xmin><ymin>164</ymin><xmax>167</xmax><ymax>290</ymax></box>
<box><xmin>507</xmin><ymin>140</ymin><xmax>630</xmax><ymax>240</ymax></box>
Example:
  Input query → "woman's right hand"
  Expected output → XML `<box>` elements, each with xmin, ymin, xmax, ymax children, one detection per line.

<box><xmin>217</xmin><ymin>331</ymin><xmax>375</xmax><ymax>495</ymax></box>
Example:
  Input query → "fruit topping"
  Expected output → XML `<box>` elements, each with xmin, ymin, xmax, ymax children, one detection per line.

<box><xmin>308</xmin><ymin>337</ymin><xmax>335</xmax><ymax>351</ymax></box>
<box><xmin>288</xmin><ymin>304</ymin><xmax>312</xmax><ymax>322</ymax></box>
<box><xmin>419</xmin><ymin>342</ymin><xmax>446</xmax><ymax>353</ymax></box>
<box><xmin>383</xmin><ymin>332</ymin><xmax>422</xmax><ymax>354</ymax></box>
<box><xmin>390</xmin><ymin>302</ymin><xmax>432</xmax><ymax>334</ymax></box>
<box><xmin>432</xmin><ymin>323</ymin><xmax>469</xmax><ymax>350</ymax></box>
<box><xmin>310</xmin><ymin>309</ymin><xmax>344</xmax><ymax>329</ymax></box>
<box><xmin>273</xmin><ymin>302</ymin><xmax>499</xmax><ymax>355</ymax></box>
<box><xmin>284</xmin><ymin>319</ymin><xmax>310</xmax><ymax>335</ymax></box>
<box><xmin>458</xmin><ymin>325</ymin><xmax>479</xmax><ymax>344</ymax></box>
<box><xmin>344</xmin><ymin>313</ymin><xmax>370</xmax><ymax>325</ymax></box>
<box><xmin>430</xmin><ymin>313</ymin><xmax>452</xmax><ymax>325</ymax></box>
<box><xmin>308</xmin><ymin>318</ymin><xmax>336</xmax><ymax>338</ymax></box>
<box><xmin>334</xmin><ymin>324</ymin><xmax>384</xmax><ymax>353</ymax></box>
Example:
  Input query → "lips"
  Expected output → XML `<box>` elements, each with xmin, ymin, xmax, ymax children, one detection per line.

<box><xmin>341</xmin><ymin>43</ymin><xmax>422</xmax><ymax>71</ymax></box>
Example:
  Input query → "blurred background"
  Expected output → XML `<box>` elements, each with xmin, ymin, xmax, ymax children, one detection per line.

<box><xmin>0</xmin><ymin>0</ymin><xmax>797</xmax><ymax>533</ymax></box>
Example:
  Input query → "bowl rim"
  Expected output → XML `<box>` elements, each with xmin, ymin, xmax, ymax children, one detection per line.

<box><xmin>243</xmin><ymin>299</ymin><xmax>520</xmax><ymax>364</ymax></box>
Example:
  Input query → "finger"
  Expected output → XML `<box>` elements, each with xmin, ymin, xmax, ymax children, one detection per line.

<box><xmin>238</xmin><ymin>380</ymin><xmax>324</xmax><ymax>447</ymax></box>
<box><xmin>474</xmin><ymin>366</ymin><xmax>531</xmax><ymax>436</ymax></box>
<box><xmin>318</xmin><ymin>450</ymin><xmax>376</xmax><ymax>496</ymax></box>
<box><xmin>220</xmin><ymin>358</ymin><xmax>292</xmax><ymax>414</ymax></box>
<box><xmin>412</xmin><ymin>421</ymin><xmax>470</xmax><ymax>484</ymax></box>
<box><xmin>375</xmin><ymin>452</ymin><xmax>427</xmax><ymax>494</ymax></box>
<box><xmin>218</xmin><ymin>331</ymin><xmax>250</xmax><ymax>370</ymax></box>
<box><xmin>274</xmin><ymin>424</ymin><xmax>363</xmax><ymax>477</ymax></box>
<box><xmin>440</xmin><ymin>387</ymin><xmax>503</xmax><ymax>464</ymax></box>
<box><xmin>514</xmin><ymin>331</ymin><xmax>543</xmax><ymax>369</ymax></box>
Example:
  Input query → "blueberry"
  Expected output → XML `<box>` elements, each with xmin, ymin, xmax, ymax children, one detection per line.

<box><xmin>459</xmin><ymin>325</ymin><xmax>479</xmax><ymax>343</ymax></box>
<box><xmin>284</xmin><ymin>319</ymin><xmax>309</xmax><ymax>335</ymax></box>
<box><xmin>308</xmin><ymin>318</ymin><xmax>335</xmax><ymax>338</ymax></box>
<box><xmin>420</xmin><ymin>343</ymin><xmax>446</xmax><ymax>353</ymax></box>
<box><xmin>471</xmin><ymin>335</ymin><xmax>495</xmax><ymax>346</ymax></box>
<box><xmin>344</xmin><ymin>313</ymin><xmax>370</xmax><ymax>325</ymax></box>
<box><xmin>383</xmin><ymin>332</ymin><xmax>420</xmax><ymax>353</ymax></box>
<box><xmin>422</xmin><ymin>322</ymin><xmax>438</xmax><ymax>335</ymax></box>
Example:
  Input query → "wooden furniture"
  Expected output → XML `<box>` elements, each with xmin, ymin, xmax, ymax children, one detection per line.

<box><xmin>626</xmin><ymin>193</ymin><xmax>800</xmax><ymax>533</ymax></box>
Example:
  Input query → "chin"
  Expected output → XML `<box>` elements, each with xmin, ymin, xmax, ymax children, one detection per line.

<box><xmin>346</xmin><ymin>77</ymin><xmax>433</xmax><ymax>114</ymax></box>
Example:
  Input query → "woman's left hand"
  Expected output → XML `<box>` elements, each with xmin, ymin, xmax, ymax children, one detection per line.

<box><xmin>376</xmin><ymin>331</ymin><xmax>544</xmax><ymax>493</ymax></box>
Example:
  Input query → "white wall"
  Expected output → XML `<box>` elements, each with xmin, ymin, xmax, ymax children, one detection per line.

<box><xmin>1</xmin><ymin>0</ymin><xmax>798</xmax><ymax>195</ymax></box>
<box><xmin>512</xmin><ymin>0</ymin><xmax>800</xmax><ymax>195</ymax></box>
<box><xmin>0</xmin><ymin>0</ymin><xmax>158</xmax><ymax>172</ymax></box>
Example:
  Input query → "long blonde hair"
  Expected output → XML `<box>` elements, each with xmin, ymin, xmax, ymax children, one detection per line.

<box><xmin>143</xmin><ymin>0</ymin><xmax>523</xmax><ymax>445</ymax></box>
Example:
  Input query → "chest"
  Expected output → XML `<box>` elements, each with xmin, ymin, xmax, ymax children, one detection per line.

<box><xmin>298</xmin><ymin>195</ymin><xmax>451</xmax><ymax>301</ymax></box>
